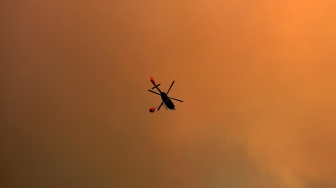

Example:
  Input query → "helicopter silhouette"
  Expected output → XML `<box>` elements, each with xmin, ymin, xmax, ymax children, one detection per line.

<box><xmin>148</xmin><ymin>76</ymin><xmax>183</xmax><ymax>112</ymax></box>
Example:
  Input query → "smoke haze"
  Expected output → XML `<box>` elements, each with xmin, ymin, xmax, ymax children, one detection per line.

<box><xmin>1</xmin><ymin>0</ymin><xmax>336</xmax><ymax>187</ymax></box>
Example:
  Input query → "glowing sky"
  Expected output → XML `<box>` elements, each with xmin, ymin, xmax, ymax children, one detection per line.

<box><xmin>2</xmin><ymin>1</ymin><xmax>336</xmax><ymax>187</ymax></box>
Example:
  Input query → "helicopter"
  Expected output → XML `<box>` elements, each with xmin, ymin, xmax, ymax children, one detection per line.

<box><xmin>148</xmin><ymin>76</ymin><xmax>183</xmax><ymax>113</ymax></box>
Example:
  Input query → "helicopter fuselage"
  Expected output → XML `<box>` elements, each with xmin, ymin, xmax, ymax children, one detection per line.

<box><xmin>160</xmin><ymin>92</ymin><xmax>175</xmax><ymax>110</ymax></box>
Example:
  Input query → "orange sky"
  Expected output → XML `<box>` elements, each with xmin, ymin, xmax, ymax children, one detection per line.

<box><xmin>2</xmin><ymin>0</ymin><xmax>336</xmax><ymax>187</ymax></box>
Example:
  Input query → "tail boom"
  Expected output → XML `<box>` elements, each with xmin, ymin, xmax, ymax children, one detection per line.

<box><xmin>150</xmin><ymin>76</ymin><xmax>162</xmax><ymax>93</ymax></box>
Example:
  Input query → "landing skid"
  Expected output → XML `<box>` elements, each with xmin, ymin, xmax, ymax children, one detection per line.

<box><xmin>155</xmin><ymin>104</ymin><xmax>175</xmax><ymax>110</ymax></box>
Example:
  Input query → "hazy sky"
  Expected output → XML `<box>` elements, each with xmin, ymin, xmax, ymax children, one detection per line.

<box><xmin>1</xmin><ymin>1</ymin><xmax>336</xmax><ymax>188</ymax></box>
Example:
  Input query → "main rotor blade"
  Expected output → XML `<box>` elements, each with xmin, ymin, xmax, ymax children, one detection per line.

<box><xmin>157</xmin><ymin>102</ymin><xmax>164</xmax><ymax>111</ymax></box>
<box><xmin>167</xmin><ymin>81</ymin><xmax>175</xmax><ymax>94</ymax></box>
<box><xmin>148</xmin><ymin>90</ymin><xmax>160</xmax><ymax>95</ymax></box>
<box><xmin>169</xmin><ymin>97</ymin><xmax>183</xmax><ymax>102</ymax></box>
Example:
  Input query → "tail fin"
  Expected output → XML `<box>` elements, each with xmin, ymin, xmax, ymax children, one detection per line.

<box><xmin>150</xmin><ymin>76</ymin><xmax>156</xmax><ymax>85</ymax></box>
